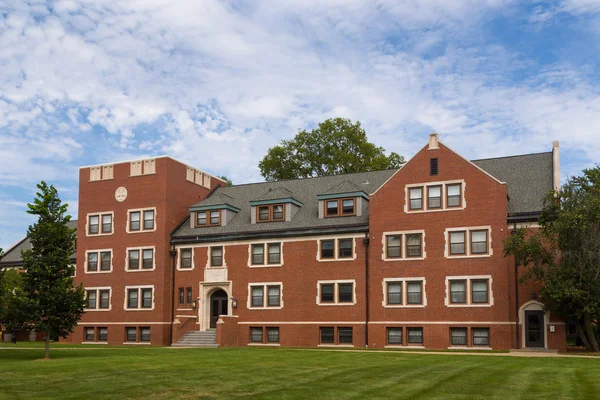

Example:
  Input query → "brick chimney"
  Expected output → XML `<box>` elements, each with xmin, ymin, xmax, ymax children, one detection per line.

<box><xmin>552</xmin><ymin>141</ymin><xmax>560</xmax><ymax>191</ymax></box>
<box><xmin>428</xmin><ymin>133</ymin><xmax>439</xmax><ymax>150</ymax></box>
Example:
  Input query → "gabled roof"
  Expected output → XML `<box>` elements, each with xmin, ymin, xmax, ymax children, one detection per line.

<box><xmin>0</xmin><ymin>220</ymin><xmax>78</xmax><ymax>267</ymax></box>
<box><xmin>473</xmin><ymin>152</ymin><xmax>553</xmax><ymax>216</ymax></box>
<box><xmin>254</xmin><ymin>187</ymin><xmax>295</xmax><ymax>202</ymax></box>
<box><xmin>319</xmin><ymin>180</ymin><xmax>365</xmax><ymax>196</ymax></box>
<box><xmin>173</xmin><ymin>169</ymin><xmax>398</xmax><ymax>240</ymax></box>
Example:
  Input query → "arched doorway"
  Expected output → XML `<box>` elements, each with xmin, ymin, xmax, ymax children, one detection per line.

<box><xmin>209</xmin><ymin>289</ymin><xmax>228</xmax><ymax>329</ymax></box>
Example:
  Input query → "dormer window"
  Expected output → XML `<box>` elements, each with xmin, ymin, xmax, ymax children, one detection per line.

<box><xmin>325</xmin><ymin>198</ymin><xmax>356</xmax><ymax>217</ymax></box>
<box><xmin>196</xmin><ymin>210</ymin><xmax>221</xmax><ymax>227</ymax></box>
<box><xmin>257</xmin><ymin>204</ymin><xmax>285</xmax><ymax>223</ymax></box>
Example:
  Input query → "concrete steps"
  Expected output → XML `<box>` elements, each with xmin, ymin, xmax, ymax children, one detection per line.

<box><xmin>172</xmin><ymin>330</ymin><xmax>218</xmax><ymax>348</ymax></box>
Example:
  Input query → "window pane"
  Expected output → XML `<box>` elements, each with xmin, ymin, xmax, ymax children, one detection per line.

<box><xmin>211</xmin><ymin>247</ymin><xmax>223</xmax><ymax>266</ymax></box>
<box><xmin>129</xmin><ymin>250</ymin><xmax>139</xmax><ymax>270</ymax></box>
<box><xmin>407</xmin><ymin>328</ymin><xmax>423</xmax><ymax>344</ymax></box>
<box><xmin>87</xmin><ymin>253</ymin><xmax>98</xmax><ymax>271</ymax></box>
<box><xmin>321</xmin><ymin>240</ymin><xmax>335</xmax><ymax>259</ymax></box>
<box><xmin>98</xmin><ymin>328</ymin><xmax>107</xmax><ymax>341</ymax></box>
<box><xmin>326</xmin><ymin>200</ymin><xmax>338</xmax><ymax>216</ymax></box>
<box><xmin>252</xmin><ymin>244</ymin><xmax>264</xmax><ymax>265</ymax></box>
<box><xmin>142</xmin><ymin>249</ymin><xmax>153</xmax><ymax>269</ymax></box>
<box><xmin>338</xmin><ymin>239</ymin><xmax>353</xmax><ymax>258</ymax></box>
<box><xmin>128</xmin><ymin>289</ymin><xmax>138</xmax><ymax>309</ymax></box>
<box><xmin>187</xmin><ymin>288</ymin><xmax>192</xmax><ymax>304</ymax></box>
<box><xmin>250</xmin><ymin>327</ymin><xmax>263</xmax><ymax>343</ymax></box>
<box><xmin>342</xmin><ymin>199</ymin><xmax>355</xmax><ymax>215</ymax></box>
<box><xmin>179</xmin><ymin>288</ymin><xmax>184</xmax><ymax>304</ymax></box>
<box><xmin>338</xmin><ymin>283</ymin><xmax>353</xmax><ymax>303</ymax></box>
<box><xmin>89</xmin><ymin>215</ymin><xmax>99</xmax><ymax>234</ymax></box>
<box><xmin>99</xmin><ymin>290</ymin><xmax>110</xmax><ymax>309</ymax></box>
<box><xmin>387</xmin><ymin>328</ymin><xmax>403</xmax><ymax>344</ymax></box>
<box><xmin>406</xmin><ymin>234</ymin><xmax>422</xmax><ymax>257</ymax></box>
<box><xmin>409</xmin><ymin>188</ymin><xmax>422</xmax><ymax>210</ymax></box>
<box><xmin>447</xmin><ymin>184</ymin><xmax>461</xmax><ymax>207</ymax></box>
<box><xmin>449</xmin><ymin>231</ymin><xmax>465</xmax><ymax>254</ymax></box>
<box><xmin>196</xmin><ymin>211</ymin><xmax>207</xmax><ymax>226</ymax></box>
<box><xmin>267</xmin><ymin>243</ymin><xmax>281</xmax><ymax>264</ymax></box>
<box><xmin>85</xmin><ymin>328</ymin><xmax>95</xmax><ymax>341</ymax></box>
<box><xmin>251</xmin><ymin>286</ymin><xmax>264</xmax><ymax>307</ymax></box>
<box><xmin>428</xmin><ymin>186</ymin><xmax>441</xmax><ymax>209</ymax></box>
<box><xmin>142</xmin><ymin>289</ymin><xmax>152</xmax><ymax>308</ymax></box>
<box><xmin>130</xmin><ymin>212</ymin><xmax>140</xmax><ymax>231</ymax></box>
<box><xmin>181</xmin><ymin>249</ymin><xmax>192</xmax><ymax>268</ymax></box>
<box><xmin>100</xmin><ymin>252</ymin><xmax>111</xmax><ymax>270</ymax></box>
<box><xmin>471</xmin><ymin>231</ymin><xmax>488</xmax><ymax>254</ymax></box>
<box><xmin>407</xmin><ymin>282</ymin><xmax>422</xmax><ymax>304</ymax></box>
<box><xmin>450</xmin><ymin>280</ymin><xmax>466</xmax><ymax>303</ymax></box>
<box><xmin>272</xmin><ymin>205</ymin><xmax>284</xmax><ymax>220</ymax></box>
<box><xmin>258</xmin><ymin>206</ymin><xmax>269</xmax><ymax>221</ymax></box>
<box><xmin>473</xmin><ymin>328</ymin><xmax>490</xmax><ymax>346</ymax></box>
<box><xmin>338</xmin><ymin>327</ymin><xmax>353</xmax><ymax>344</ymax></box>
<box><xmin>387</xmin><ymin>282</ymin><xmax>402</xmax><ymax>305</ymax></box>
<box><xmin>472</xmin><ymin>280</ymin><xmax>489</xmax><ymax>303</ymax></box>
<box><xmin>210</xmin><ymin>211</ymin><xmax>220</xmax><ymax>225</ymax></box>
<box><xmin>267</xmin><ymin>286</ymin><xmax>280</xmax><ymax>307</ymax></box>
<box><xmin>102</xmin><ymin>214</ymin><xmax>112</xmax><ymax>233</ymax></box>
<box><xmin>126</xmin><ymin>328</ymin><xmax>137</xmax><ymax>342</ymax></box>
<box><xmin>143</xmin><ymin>210</ymin><xmax>154</xmax><ymax>229</ymax></box>
<box><xmin>386</xmin><ymin>235</ymin><xmax>401</xmax><ymax>258</ymax></box>
<box><xmin>267</xmin><ymin>327</ymin><xmax>279</xmax><ymax>343</ymax></box>
<box><xmin>320</xmin><ymin>327</ymin><xmax>334</xmax><ymax>344</ymax></box>
<box><xmin>451</xmin><ymin>328</ymin><xmax>467</xmax><ymax>346</ymax></box>
<box><xmin>140</xmin><ymin>328</ymin><xmax>151</xmax><ymax>342</ymax></box>
<box><xmin>87</xmin><ymin>291</ymin><xmax>96</xmax><ymax>309</ymax></box>
<box><xmin>321</xmin><ymin>284</ymin><xmax>334</xmax><ymax>303</ymax></box>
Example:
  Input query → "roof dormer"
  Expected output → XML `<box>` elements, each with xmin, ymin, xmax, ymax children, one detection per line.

<box><xmin>317</xmin><ymin>180</ymin><xmax>369</xmax><ymax>218</ymax></box>
<box><xmin>189</xmin><ymin>193</ymin><xmax>240</xmax><ymax>228</ymax></box>
<box><xmin>249</xmin><ymin>187</ymin><xmax>303</xmax><ymax>224</ymax></box>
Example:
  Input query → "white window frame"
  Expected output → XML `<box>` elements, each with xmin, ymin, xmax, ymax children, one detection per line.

<box><xmin>445</xmin><ymin>275</ymin><xmax>493</xmax><ymax>307</ymax></box>
<box><xmin>444</xmin><ymin>226</ymin><xmax>493</xmax><ymax>258</ymax></box>
<box><xmin>381</xmin><ymin>278</ymin><xmax>427</xmax><ymax>308</ymax></box>
<box><xmin>381</xmin><ymin>230</ymin><xmax>426</xmax><ymax>261</ymax></box>
<box><xmin>124</xmin><ymin>285</ymin><xmax>155</xmax><ymax>311</ymax></box>
<box><xmin>247</xmin><ymin>282</ymin><xmax>284</xmax><ymax>310</ymax></box>
<box><xmin>316</xmin><ymin>237</ymin><xmax>357</xmax><ymax>262</ymax></box>
<box><xmin>316</xmin><ymin>280</ymin><xmax>357</xmax><ymax>306</ymax></box>
<box><xmin>404</xmin><ymin>179</ymin><xmax>466</xmax><ymax>214</ymax></box>
<box><xmin>85</xmin><ymin>211</ymin><xmax>114</xmax><ymax>237</ymax></box>
<box><xmin>84</xmin><ymin>287</ymin><xmax>112</xmax><ymax>312</ymax></box>
<box><xmin>247</xmin><ymin>242</ymin><xmax>284</xmax><ymax>268</ymax></box>
<box><xmin>177</xmin><ymin>247</ymin><xmax>195</xmax><ymax>271</ymax></box>
<box><xmin>206</xmin><ymin>246</ymin><xmax>226</xmax><ymax>268</ymax></box>
<box><xmin>84</xmin><ymin>249</ymin><xmax>113</xmax><ymax>274</ymax></box>
<box><xmin>126</xmin><ymin>207</ymin><xmax>157</xmax><ymax>234</ymax></box>
<box><xmin>125</xmin><ymin>246</ymin><xmax>156</xmax><ymax>272</ymax></box>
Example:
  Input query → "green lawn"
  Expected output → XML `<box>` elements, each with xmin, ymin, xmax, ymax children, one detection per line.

<box><xmin>0</xmin><ymin>344</ymin><xmax>599</xmax><ymax>399</ymax></box>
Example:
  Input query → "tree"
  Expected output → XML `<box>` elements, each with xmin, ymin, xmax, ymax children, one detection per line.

<box><xmin>0</xmin><ymin>269</ymin><xmax>31</xmax><ymax>337</ymax></box>
<box><xmin>504</xmin><ymin>166</ymin><xmax>600</xmax><ymax>352</ymax></box>
<box><xmin>258</xmin><ymin>118</ymin><xmax>405</xmax><ymax>181</ymax></box>
<box><xmin>218</xmin><ymin>175</ymin><xmax>233</xmax><ymax>186</ymax></box>
<box><xmin>21</xmin><ymin>181</ymin><xmax>85</xmax><ymax>359</ymax></box>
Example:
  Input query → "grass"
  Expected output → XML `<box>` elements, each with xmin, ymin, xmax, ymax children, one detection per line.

<box><xmin>1</xmin><ymin>344</ymin><xmax>599</xmax><ymax>399</ymax></box>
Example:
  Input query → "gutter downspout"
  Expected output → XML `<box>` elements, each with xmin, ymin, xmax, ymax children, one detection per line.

<box><xmin>363</xmin><ymin>234</ymin><xmax>370</xmax><ymax>349</ymax></box>
<box><xmin>512</xmin><ymin>222</ymin><xmax>519</xmax><ymax>349</ymax></box>
<box><xmin>169</xmin><ymin>245</ymin><xmax>177</xmax><ymax>345</ymax></box>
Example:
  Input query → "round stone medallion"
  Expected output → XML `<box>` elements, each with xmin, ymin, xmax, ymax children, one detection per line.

<box><xmin>115</xmin><ymin>186</ymin><xmax>128</xmax><ymax>202</ymax></box>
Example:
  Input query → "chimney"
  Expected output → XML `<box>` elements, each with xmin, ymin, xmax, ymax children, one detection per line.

<box><xmin>552</xmin><ymin>141</ymin><xmax>560</xmax><ymax>191</ymax></box>
<box><xmin>428</xmin><ymin>133</ymin><xmax>439</xmax><ymax>150</ymax></box>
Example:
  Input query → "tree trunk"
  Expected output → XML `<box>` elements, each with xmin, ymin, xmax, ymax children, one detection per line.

<box><xmin>44</xmin><ymin>321</ymin><xmax>50</xmax><ymax>360</ymax></box>
<box><xmin>583</xmin><ymin>312</ymin><xmax>599</xmax><ymax>352</ymax></box>
<box><xmin>577</xmin><ymin>322</ymin><xmax>591</xmax><ymax>350</ymax></box>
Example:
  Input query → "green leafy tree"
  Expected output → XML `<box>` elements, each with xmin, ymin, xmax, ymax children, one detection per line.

<box><xmin>21</xmin><ymin>181</ymin><xmax>85</xmax><ymax>359</ymax></box>
<box><xmin>504</xmin><ymin>167</ymin><xmax>600</xmax><ymax>352</ymax></box>
<box><xmin>259</xmin><ymin>118</ymin><xmax>405</xmax><ymax>181</ymax></box>
<box><xmin>0</xmin><ymin>269</ymin><xmax>31</xmax><ymax>336</ymax></box>
<box><xmin>218</xmin><ymin>176</ymin><xmax>233</xmax><ymax>186</ymax></box>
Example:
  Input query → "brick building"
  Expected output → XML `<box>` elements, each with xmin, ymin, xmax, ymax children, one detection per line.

<box><xmin>57</xmin><ymin>134</ymin><xmax>566</xmax><ymax>350</ymax></box>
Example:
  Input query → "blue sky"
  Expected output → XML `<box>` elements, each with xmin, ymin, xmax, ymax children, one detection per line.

<box><xmin>1</xmin><ymin>0</ymin><xmax>600</xmax><ymax>251</ymax></box>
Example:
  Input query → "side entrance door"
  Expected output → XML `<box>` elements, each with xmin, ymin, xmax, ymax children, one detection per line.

<box><xmin>210</xmin><ymin>289</ymin><xmax>228</xmax><ymax>329</ymax></box>
<box><xmin>525</xmin><ymin>310</ymin><xmax>545</xmax><ymax>348</ymax></box>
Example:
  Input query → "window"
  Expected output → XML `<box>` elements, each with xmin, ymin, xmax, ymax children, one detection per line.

<box><xmin>386</xmin><ymin>235</ymin><xmax>401</xmax><ymax>258</ymax></box>
<box><xmin>405</xmin><ymin>234</ymin><xmax>422</xmax><ymax>258</ymax></box>
<box><xmin>427</xmin><ymin>186</ymin><xmax>442</xmax><ymax>209</ymax></box>
<box><xmin>128</xmin><ymin>209</ymin><xmax>155</xmax><ymax>232</ymax></box>
<box><xmin>471</xmin><ymin>280</ymin><xmax>489</xmax><ymax>303</ymax></box>
<box><xmin>86</xmin><ymin>290</ymin><xmax>97</xmax><ymax>309</ymax></box>
<box><xmin>430</xmin><ymin>158</ymin><xmax>438</xmax><ymax>176</ymax></box>
<box><xmin>266</xmin><ymin>327</ymin><xmax>279</xmax><ymax>343</ymax></box>
<box><xmin>387</xmin><ymin>282</ymin><xmax>402</xmax><ymax>305</ymax></box>
<box><xmin>249</xmin><ymin>284</ymin><xmax>282</xmax><ymax>308</ymax></box>
<box><xmin>195</xmin><ymin>210</ymin><xmax>221</xmax><ymax>227</ymax></box>
<box><xmin>129</xmin><ymin>250</ymin><xmax>140</xmax><ymax>270</ymax></box>
<box><xmin>250</xmin><ymin>327</ymin><xmax>263</xmax><ymax>343</ymax></box>
<box><xmin>86</xmin><ymin>289</ymin><xmax>110</xmax><ymax>310</ymax></box>
<box><xmin>338</xmin><ymin>239</ymin><xmax>353</xmax><ymax>258</ymax></box>
<box><xmin>142</xmin><ymin>249</ymin><xmax>153</xmax><ymax>269</ymax></box>
<box><xmin>100</xmin><ymin>252</ymin><xmax>111</xmax><ymax>271</ymax></box>
<box><xmin>127</xmin><ymin>249</ymin><xmax>153</xmax><ymax>271</ymax></box>
<box><xmin>320</xmin><ymin>240</ymin><xmax>335</xmax><ymax>259</ymax></box>
<box><xmin>320</xmin><ymin>327</ymin><xmax>334</xmax><ymax>344</ymax></box>
<box><xmin>267</xmin><ymin>243</ymin><xmax>281</xmax><ymax>264</ymax></box>
<box><xmin>318</xmin><ymin>281</ymin><xmax>354</xmax><ymax>305</ymax></box>
<box><xmin>88</xmin><ymin>215</ymin><xmax>99</xmax><ymax>234</ymax></box>
<box><xmin>197</xmin><ymin>211</ymin><xmax>207</xmax><ymax>226</ymax></box>
<box><xmin>407</xmin><ymin>328</ymin><xmax>423</xmax><ymax>344</ymax></box>
<box><xmin>99</xmin><ymin>290</ymin><xmax>110</xmax><ymax>309</ymax></box>
<box><xmin>101</xmin><ymin>214</ymin><xmax>112</xmax><ymax>233</ymax></box>
<box><xmin>179</xmin><ymin>288</ymin><xmax>184</xmax><ymax>305</ymax></box>
<box><xmin>251</xmin><ymin>286</ymin><xmax>263</xmax><ymax>307</ymax></box>
<box><xmin>126</xmin><ymin>327</ymin><xmax>137</xmax><ymax>342</ymax></box>
<box><xmin>186</xmin><ymin>288</ymin><xmax>193</xmax><ymax>304</ymax></box>
<box><xmin>449</xmin><ymin>280</ymin><xmax>466</xmax><ymax>304</ymax></box>
<box><xmin>447</xmin><ymin>184</ymin><xmax>461</xmax><ymax>207</ymax></box>
<box><xmin>98</xmin><ymin>327</ymin><xmax>108</xmax><ymax>342</ymax></box>
<box><xmin>251</xmin><ymin>244</ymin><xmax>264</xmax><ymax>265</ymax></box>
<box><xmin>407</xmin><ymin>282</ymin><xmax>423</xmax><ymax>305</ymax></box>
<box><xmin>87</xmin><ymin>253</ymin><xmax>98</xmax><ymax>272</ymax></box>
<box><xmin>85</xmin><ymin>328</ymin><xmax>95</xmax><ymax>342</ymax></box>
<box><xmin>387</xmin><ymin>328</ymin><xmax>403</xmax><ymax>345</ymax></box>
<box><xmin>140</xmin><ymin>327</ymin><xmax>150</xmax><ymax>342</ymax></box>
<box><xmin>472</xmin><ymin>328</ymin><xmax>490</xmax><ymax>346</ymax></box>
<box><xmin>409</xmin><ymin>187</ymin><xmax>423</xmax><ymax>210</ymax></box>
<box><xmin>86</xmin><ymin>251</ymin><xmax>111</xmax><ymax>273</ymax></box>
<box><xmin>180</xmin><ymin>249</ymin><xmax>192</xmax><ymax>269</ymax></box>
<box><xmin>126</xmin><ymin>287</ymin><xmax>153</xmax><ymax>310</ymax></box>
<box><xmin>325</xmin><ymin>198</ymin><xmax>356</xmax><ymax>217</ymax></box>
<box><xmin>210</xmin><ymin>246</ymin><xmax>223</xmax><ymax>267</ymax></box>
<box><xmin>88</xmin><ymin>213</ymin><xmax>113</xmax><ymax>235</ymax></box>
<box><xmin>471</xmin><ymin>230</ymin><xmax>488</xmax><ymax>254</ymax></box>
<box><xmin>256</xmin><ymin>204</ymin><xmax>285</xmax><ymax>222</ymax></box>
<box><xmin>250</xmin><ymin>243</ymin><xmax>282</xmax><ymax>266</ymax></box>
<box><xmin>338</xmin><ymin>327</ymin><xmax>353</xmax><ymax>344</ymax></box>
<box><xmin>267</xmin><ymin>286</ymin><xmax>280</xmax><ymax>307</ymax></box>
<box><xmin>449</xmin><ymin>231</ymin><xmax>466</xmax><ymax>255</ymax></box>
<box><xmin>451</xmin><ymin>328</ymin><xmax>467</xmax><ymax>346</ymax></box>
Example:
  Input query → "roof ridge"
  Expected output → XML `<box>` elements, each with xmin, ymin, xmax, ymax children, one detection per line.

<box><xmin>471</xmin><ymin>151</ymin><xmax>552</xmax><ymax>162</ymax></box>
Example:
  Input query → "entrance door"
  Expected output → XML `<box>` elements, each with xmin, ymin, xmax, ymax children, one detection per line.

<box><xmin>210</xmin><ymin>289</ymin><xmax>228</xmax><ymax>329</ymax></box>
<box><xmin>525</xmin><ymin>310</ymin><xmax>545</xmax><ymax>348</ymax></box>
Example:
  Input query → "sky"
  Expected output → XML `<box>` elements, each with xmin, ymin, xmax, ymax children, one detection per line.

<box><xmin>1</xmin><ymin>0</ymin><xmax>600</xmax><ymax>251</ymax></box>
